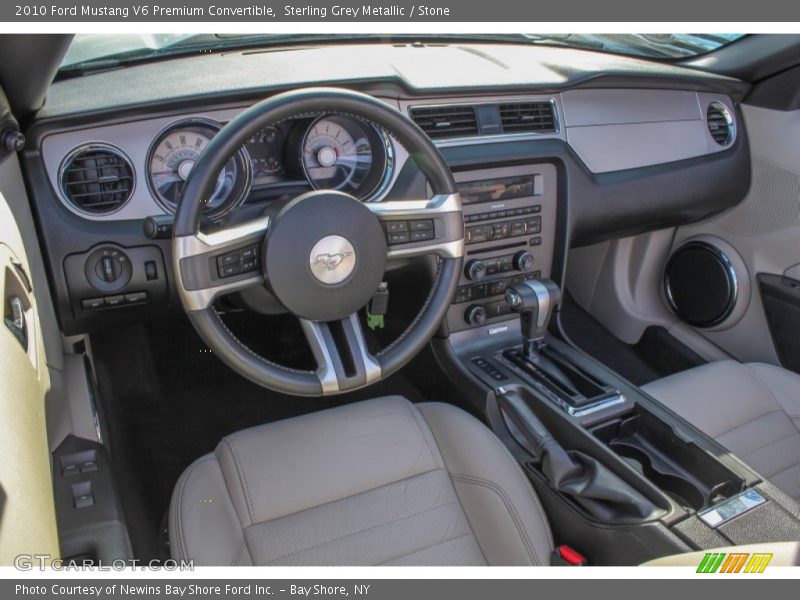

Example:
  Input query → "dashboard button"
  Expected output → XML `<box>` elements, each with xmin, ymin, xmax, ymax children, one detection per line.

<box><xmin>471</xmin><ymin>284</ymin><xmax>487</xmax><ymax>299</ymax></box>
<box><xmin>145</xmin><ymin>261</ymin><xmax>158</xmax><ymax>281</ymax></box>
<box><xmin>125</xmin><ymin>292</ymin><xmax>147</xmax><ymax>304</ymax></box>
<box><xmin>491</xmin><ymin>222</ymin><xmax>509</xmax><ymax>239</ymax></box>
<box><xmin>81</xmin><ymin>297</ymin><xmax>105</xmax><ymax>310</ymax></box>
<box><xmin>455</xmin><ymin>286</ymin><xmax>472</xmax><ymax>303</ymax></box>
<box><xmin>525</xmin><ymin>217</ymin><xmax>542</xmax><ymax>234</ymax></box>
<box><xmin>509</xmin><ymin>220</ymin><xmax>526</xmax><ymax>236</ymax></box>
<box><xmin>466</xmin><ymin>226</ymin><xmax>489</xmax><ymax>244</ymax></box>
<box><xmin>488</xmin><ymin>279</ymin><xmax>509</xmax><ymax>296</ymax></box>
<box><xmin>104</xmin><ymin>295</ymin><xmax>125</xmax><ymax>307</ymax></box>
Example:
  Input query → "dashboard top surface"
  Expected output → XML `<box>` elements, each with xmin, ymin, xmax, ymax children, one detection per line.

<box><xmin>39</xmin><ymin>42</ymin><xmax>747</xmax><ymax>120</ymax></box>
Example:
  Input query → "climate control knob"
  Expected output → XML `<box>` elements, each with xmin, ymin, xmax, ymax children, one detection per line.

<box><xmin>513</xmin><ymin>250</ymin><xmax>534</xmax><ymax>272</ymax></box>
<box><xmin>465</xmin><ymin>259</ymin><xmax>487</xmax><ymax>281</ymax></box>
<box><xmin>464</xmin><ymin>304</ymin><xmax>487</xmax><ymax>326</ymax></box>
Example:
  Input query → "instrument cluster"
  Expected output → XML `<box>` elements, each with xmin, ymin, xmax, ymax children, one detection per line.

<box><xmin>145</xmin><ymin>114</ymin><xmax>394</xmax><ymax>219</ymax></box>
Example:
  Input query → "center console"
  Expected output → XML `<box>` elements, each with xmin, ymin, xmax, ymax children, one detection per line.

<box><xmin>437</xmin><ymin>194</ymin><xmax>800</xmax><ymax>563</ymax></box>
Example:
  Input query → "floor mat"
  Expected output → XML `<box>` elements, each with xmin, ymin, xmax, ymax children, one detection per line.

<box><xmin>559</xmin><ymin>295</ymin><xmax>705</xmax><ymax>386</ymax></box>
<box><xmin>90</xmin><ymin>313</ymin><xmax>425</xmax><ymax>561</ymax></box>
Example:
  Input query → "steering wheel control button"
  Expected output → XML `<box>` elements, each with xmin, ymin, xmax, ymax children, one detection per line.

<box><xmin>410</xmin><ymin>219</ymin><xmax>434</xmax><ymax>230</ymax></box>
<box><xmin>410</xmin><ymin>229</ymin><xmax>435</xmax><ymax>242</ymax></box>
<box><xmin>216</xmin><ymin>244</ymin><xmax>262</xmax><ymax>279</ymax></box>
<box><xmin>309</xmin><ymin>235</ymin><xmax>357</xmax><ymax>285</ymax></box>
<box><xmin>384</xmin><ymin>219</ymin><xmax>436</xmax><ymax>245</ymax></box>
<box><xmin>265</xmin><ymin>190</ymin><xmax>387</xmax><ymax>322</ymax></box>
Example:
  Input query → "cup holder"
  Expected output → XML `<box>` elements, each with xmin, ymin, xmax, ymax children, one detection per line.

<box><xmin>592</xmin><ymin>406</ymin><xmax>744</xmax><ymax>512</ymax></box>
<box><xmin>610</xmin><ymin>442</ymin><xmax>706</xmax><ymax>510</ymax></box>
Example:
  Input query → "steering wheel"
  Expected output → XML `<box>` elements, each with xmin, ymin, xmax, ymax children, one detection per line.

<box><xmin>172</xmin><ymin>88</ymin><xmax>464</xmax><ymax>396</ymax></box>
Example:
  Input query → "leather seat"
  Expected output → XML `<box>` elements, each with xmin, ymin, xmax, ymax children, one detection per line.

<box><xmin>169</xmin><ymin>396</ymin><xmax>553</xmax><ymax>566</ymax></box>
<box><xmin>642</xmin><ymin>360</ymin><xmax>800</xmax><ymax>503</ymax></box>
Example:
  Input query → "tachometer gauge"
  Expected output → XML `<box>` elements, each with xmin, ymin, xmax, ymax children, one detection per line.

<box><xmin>301</xmin><ymin>115</ymin><xmax>392</xmax><ymax>199</ymax></box>
<box><xmin>147</xmin><ymin>119</ymin><xmax>251</xmax><ymax>219</ymax></box>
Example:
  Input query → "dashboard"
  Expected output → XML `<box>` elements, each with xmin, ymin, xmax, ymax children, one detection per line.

<box><xmin>22</xmin><ymin>42</ymin><xmax>753</xmax><ymax>336</ymax></box>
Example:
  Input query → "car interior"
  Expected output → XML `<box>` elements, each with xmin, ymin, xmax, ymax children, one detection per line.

<box><xmin>2</xmin><ymin>33</ymin><xmax>800</xmax><ymax>567</ymax></box>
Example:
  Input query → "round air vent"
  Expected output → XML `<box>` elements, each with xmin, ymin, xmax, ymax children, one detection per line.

<box><xmin>706</xmin><ymin>102</ymin><xmax>735</xmax><ymax>146</ymax></box>
<box><xmin>59</xmin><ymin>144</ymin><xmax>134</xmax><ymax>215</ymax></box>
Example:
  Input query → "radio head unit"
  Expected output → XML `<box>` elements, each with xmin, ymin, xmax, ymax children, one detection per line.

<box><xmin>445</xmin><ymin>164</ymin><xmax>557</xmax><ymax>334</ymax></box>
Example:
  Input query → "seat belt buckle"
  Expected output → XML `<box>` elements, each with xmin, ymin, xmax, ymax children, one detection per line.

<box><xmin>551</xmin><ymin>544</ymin><xmax>587</xmax><ymax>566</ymax></box>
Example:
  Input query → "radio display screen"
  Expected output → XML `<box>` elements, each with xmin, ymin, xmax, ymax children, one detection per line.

<box><xmin>458</xmin><ymin>175</ymin><xmax>536</xmax><ymax>204</ymax></box>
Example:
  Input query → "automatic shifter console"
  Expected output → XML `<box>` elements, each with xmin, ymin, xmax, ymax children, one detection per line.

<box><xmin>505</xmin><ymin>279</ymin><xmax>561</xmax><ymax>356</ymax></box>
<box><xmin>501</xmin><ymin>279</ymin><xmax>625</xmax><ymax>417</ymax></box>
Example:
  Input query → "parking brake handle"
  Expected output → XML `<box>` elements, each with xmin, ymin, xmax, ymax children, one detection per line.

<box><xmin>496</xmin><ymin>388</ymin><xmax>656</xmax><ymax>521</ymax></box>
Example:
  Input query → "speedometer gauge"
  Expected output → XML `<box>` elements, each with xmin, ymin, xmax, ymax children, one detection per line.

<box><xmin>301</xmin><ymin>115</ymin><xmax>392</xmax><ymax>200</ymax></box>
<box><xmin>147</xmin><ymin>119</ymin><xmax>251</xmax><ymax>219</ymax></box>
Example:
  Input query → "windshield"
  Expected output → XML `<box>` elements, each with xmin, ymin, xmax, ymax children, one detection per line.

<box><xmin>59</xmin><ymin>33</ymin><xmax>745</xmax><ymax>73</ymax></box>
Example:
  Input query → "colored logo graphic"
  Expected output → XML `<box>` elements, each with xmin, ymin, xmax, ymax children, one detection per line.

<box><xmin>696</xmin><ymin>552</ymin><xmax>773</xmax><ymax>573</ymax></box>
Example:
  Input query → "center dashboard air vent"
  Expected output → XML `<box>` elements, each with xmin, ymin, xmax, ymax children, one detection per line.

<box><xmin>409</xmin><ymin>105</ymin><xmax>479</xmax><ymax>139</ymax></box>
<box><xmin>498</xmin><ymin>102</ymin><xmax>557</xmax><ymax>133</ymax></box>
<box><xmin>706</xmin><ymin>102</ymin><xmax>735</xmax><ymax>146</ymax></box>
<box><xmin>410</xmin><ymin>100</ymin><xmax>557</xmax><ymax>140</ymax></box>
<box><xmin>59</xmin><ymin>144</ymin><xmax>134</xmax><ymax>215</ymax></box>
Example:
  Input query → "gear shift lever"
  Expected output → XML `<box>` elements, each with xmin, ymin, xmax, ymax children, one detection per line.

<box><xmin>505</xmin><ymin>279</ymin><xmax>561</xmax><ymax>357</ymax></box>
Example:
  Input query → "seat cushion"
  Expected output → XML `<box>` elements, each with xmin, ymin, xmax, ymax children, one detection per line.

<box><xmin>169</xmin><ymin>396</ymin><xmax>553</xmax><ymax>566</ymax></box>
<box><xmin>642</xmin><ymin>360</ymin><xmax>800</xmax><ymax>503</ymax></box>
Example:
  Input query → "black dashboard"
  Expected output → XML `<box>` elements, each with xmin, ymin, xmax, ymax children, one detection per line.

<box><xmin>21</xmin><ymin>42</ymin><xmax>752</xmax><ymax>336</ymax></box>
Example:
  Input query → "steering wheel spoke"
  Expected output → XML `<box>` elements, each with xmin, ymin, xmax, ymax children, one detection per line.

<box><xmin>300</xmin><ymin>314</ymin><xmax>381</xmax><ymax>395</ymax></box>
<box><xmin>174</xmin><ymin>215</ymin><xmax>270</xmax><ymax>311</ymax></box>
<box><xmin>368</xmin><ymin>193</ymin><xmax>465</xmax><ymax>261</ymax></box>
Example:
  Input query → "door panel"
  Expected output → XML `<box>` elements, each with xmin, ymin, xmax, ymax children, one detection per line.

<box><xmin>0</xmin><ymin>153</ymin><xmax>59</xmax><ymax>564</ymax></box>
<box><xmin>670</xmin><ymin>104</ymin><xmax>800</xmax><ymax>366</ymax></box>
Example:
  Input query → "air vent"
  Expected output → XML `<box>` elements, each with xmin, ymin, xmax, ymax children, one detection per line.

<box><xmin>59</xmin><ymin>144</ymin><xmax>134</xmax><ymax>214</ymax></box>
<box><xmin>706</xmin><ymin>102</ymin><xmax>734</xmax><ymax>146</ymax></box>
<box><xmin>409</xmin><ymin>105</ymin><xmax>479</xmax><ymax>139</ymax></box>
<box><xmin>499</xmin><ymin>102</ymin><xmax>557</xmax><ymax>133</ymax></box>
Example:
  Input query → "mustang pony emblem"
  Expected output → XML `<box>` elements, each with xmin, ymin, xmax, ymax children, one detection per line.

<box><xmin>313</xmin><ymin>251</ymin><xmax>354</xmax><ymax>271</ymax></box>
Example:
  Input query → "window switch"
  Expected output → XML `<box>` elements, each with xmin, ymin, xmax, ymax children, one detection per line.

<box><xmin>72</xmin><ymin>481</ymin><xmax>94</xmax><ymax>509</ymax></box>
<box><xmin>80</xmin><ymin>460</ymin><xmax>98</xmax><ymax>473</ymax></box>
<box><xmin>62</xmin><ymin>463</ymin><xmax>79</xmax><ymax>477</ymax></box>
